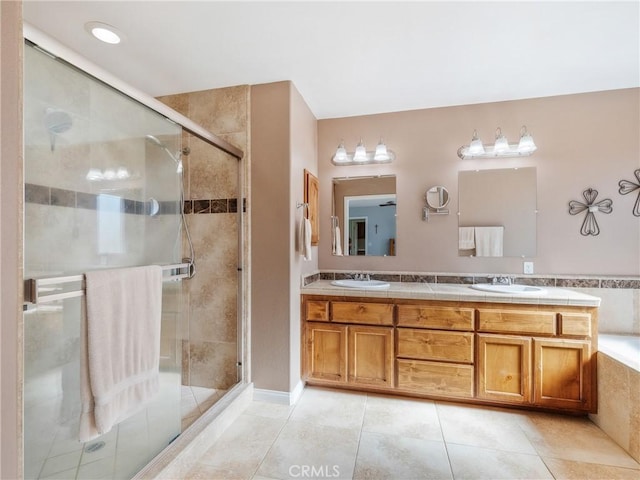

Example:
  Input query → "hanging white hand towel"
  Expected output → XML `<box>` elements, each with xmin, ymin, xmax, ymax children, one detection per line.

<box><xmin>474</xmin><ymin>226</ymin><xmax>504</xmax><ymax>257</ymax></box>
<box><xmin>80</xmin><ymin>265</ymin><xmax>163</xmax><ymax>442</ymax></box>
<box><xmin>300</xmin><ymin>217</ymin><xmax>312</xmax><ymax>261</ymax></box>
<box><xmin>458</xmin><ymin>227</ymin><xmax>476</xmax><ymax>250</ymax></box>
<box><xmin>334</xmin><ymin>225</ymin><xmax>343</xmax><ymax>256</ymax></box>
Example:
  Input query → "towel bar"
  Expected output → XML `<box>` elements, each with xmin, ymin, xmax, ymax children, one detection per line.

<box><xmin>23</xmin><ymin>263</ymin><xmax>191</xmax><ymax>305</ymax></box>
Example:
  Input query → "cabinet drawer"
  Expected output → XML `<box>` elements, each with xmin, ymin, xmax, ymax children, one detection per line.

<box><xmin>559</xmin><ymin>312</ymin><xmax>592</xmax><ymax>337</ymax></box>
<box><xmin>397</xmin><ymin>329</ymin><xmax>474</xmax><ymax>363</ymax></box>
<box><xmin>305</xmin><ymin>300</ymin><xmax>330</xmax><ymax>321</ymax></box>
<box><xmin>397</xmin><ymin>305</ymin><xmax>474</xmax><ymax>331</ymax></box>
<box><xmin>397</xmin><ymin>359</ymin><xmax>474</xmax><ymax>398</ymax></box>
<box><xmin>332</xmin><ymin>302</ymin><xmax>394</xmax><ymax>326</ymax></box>
<box><xmin>477</xmin><ymin>309</ymin><xmax>556</xmax><ymax>335</ymax></box>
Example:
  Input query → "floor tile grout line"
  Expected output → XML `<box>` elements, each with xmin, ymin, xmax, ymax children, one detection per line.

<box><xmin>249</xmin><ymin>389</ymin><xmax>309</xmax><ymax>480</ymax></box>
<box><xmin>349</xmin><ymin>393</ymin><xmax>371</xmax><ymax>479</ymax></box>
<box><xmin>434</xmin><ymin>401</ymin><xmax>457</xmax><ymax>480</ymax></box>
<box><xmin>539</xmin><ymin>455</ymin><xmax>560</xmax><ymax>480</ymax></box>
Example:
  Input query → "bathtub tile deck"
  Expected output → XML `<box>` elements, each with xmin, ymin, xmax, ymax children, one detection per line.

<box><xmin>185</xmin><ymin>386</ymin><xmax>640</xmax><ymax>480</ymax></box>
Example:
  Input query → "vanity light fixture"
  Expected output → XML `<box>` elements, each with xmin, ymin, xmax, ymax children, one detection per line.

<box><xmin>86</xmin><ymin>167</ymin><xmax>136</xmax><ymax>181</ymax></box>
<box><xmin>331</xmin><ymin>138</ymin><xmax>395</xmax><ymax>166</ymax></box>
<box><xmin>457</xmin><ymin>126</ymin><xmax>537</xmax><ymax>159</ymax></box>
<box><xmin>84</xmin><ymin>21</ymin><xmax>124</xmax><ymax>44</ymax></box>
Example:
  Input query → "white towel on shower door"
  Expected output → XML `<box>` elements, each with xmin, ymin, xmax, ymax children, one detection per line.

<box><xmin>80</xmin><ymin>265</ymin><xmax>163</xmax><ymax>442</ymax></box>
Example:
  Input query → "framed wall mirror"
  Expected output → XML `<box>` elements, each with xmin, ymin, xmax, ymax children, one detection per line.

<box><xmin>332</xmin><ymin>175</ymin><xmax>396</xmax><ymax>256</ymax></box>
<box><xmin>458</xmin><ymin>167</ymin><xmax>537</xmax><ymax>257</ymax></box>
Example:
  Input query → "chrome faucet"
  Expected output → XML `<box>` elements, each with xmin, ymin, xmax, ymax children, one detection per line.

<box><xmin>492</xmin><ymin>275</ymin><xmax>513</xmax><ymax>285</ymax></box>
<box><xmin>353</xmin><ymin>273</ymin><xmax>371</xmax><ymax>281</ymax></box>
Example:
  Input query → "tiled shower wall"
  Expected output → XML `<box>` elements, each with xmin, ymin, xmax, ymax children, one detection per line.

<box><xmin>158</xmin><ymin>86</ymin><xmax>249</xmax><ymax>389</ymax></box>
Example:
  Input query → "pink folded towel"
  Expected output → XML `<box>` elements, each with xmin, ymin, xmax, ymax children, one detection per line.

<box><xmin>80</xmin><ymin>265</ymin><xmax>163</xmax><ymax>442</ymax></box>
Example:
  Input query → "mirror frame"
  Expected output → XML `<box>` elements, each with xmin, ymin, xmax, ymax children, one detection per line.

<box><xmin>426</xmin><ymin>186</ymin><xmax>450</xmax><ymax>210</ymax></box>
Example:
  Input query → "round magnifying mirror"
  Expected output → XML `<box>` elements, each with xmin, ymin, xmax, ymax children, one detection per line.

<box><xmin>426</xmin><ymin>186</ymin><xmax>449</xmax><ymax>210</ymax></box>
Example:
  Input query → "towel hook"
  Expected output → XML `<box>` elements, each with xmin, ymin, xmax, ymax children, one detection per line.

<box><xmin>296</xmin><ymin>202</ymin><xmax>308</xmax><ymax>211</ymax></box>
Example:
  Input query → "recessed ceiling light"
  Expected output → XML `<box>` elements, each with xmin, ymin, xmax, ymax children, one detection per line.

<box><xmin>84</xmin><ymin>21</ymin><xmax>124</xmax><ymax>44</ymax></box>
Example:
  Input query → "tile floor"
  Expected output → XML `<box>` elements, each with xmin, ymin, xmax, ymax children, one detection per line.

<box><xmin>184</xmin><ymin>386</ymin><xmax>640</xmax><ymax>480</ymax></box>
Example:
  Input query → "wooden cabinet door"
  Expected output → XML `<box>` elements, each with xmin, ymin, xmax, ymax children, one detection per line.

<box><xmin>348</xmin><ymin>326</ymin><xmax>394</xmax><ymax>388</ymax></box>
<box><xmin>305</xmin><ymin>322</ymin><xmax>347</xmax><ymax>384</ymax></box>
<box><xmin>533</xmin><ymin>339</ymin><xmax>592</xmax><ymax>411</ymax></box>
<box><xmin>477</xmin><ymin>334</ymin><xmax>532</xmax><ymax>404</ymax></box>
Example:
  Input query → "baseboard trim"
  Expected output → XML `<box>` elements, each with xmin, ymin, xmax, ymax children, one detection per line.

<box><xmin>254</xmin><ymin>380</ymin><xmax>305</xmax><ymax>405</ymax></box>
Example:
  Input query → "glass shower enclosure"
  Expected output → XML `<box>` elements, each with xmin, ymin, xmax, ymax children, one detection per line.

<box><xmin>23</xmin><ymin>42</ymin><xmax>185</xmax><ymax>479</ymax></box>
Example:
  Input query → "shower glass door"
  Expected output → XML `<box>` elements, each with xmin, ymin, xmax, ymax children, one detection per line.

<box><xmin>23</xmin><ymin>42</ymin><xmax>184</xmax><ymax>479</ymax></box>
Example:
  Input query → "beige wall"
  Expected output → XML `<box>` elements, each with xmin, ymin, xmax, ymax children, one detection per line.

<box><xmin>251</xmin><ymin>82</ymin><xmax>292</xmax><ymax>392</ymax></box>
<box><xmin>289</xmin><ymin>85</ymin><xmax>318</xmax><ymax>392</ymax></box>
<box><xmin>0</xmin><ymin>2</ymin><xmax>23</xmax><ymax>477</ymax></box>
<box><xmin>251</xmin><ymin>81</ymin><xmax>318</xmax><ymax>393</ymax></box>
<box><xmin>318</xmin><ymin>89</ymin><xmax>640</xmax><ymax>277</ymax></box>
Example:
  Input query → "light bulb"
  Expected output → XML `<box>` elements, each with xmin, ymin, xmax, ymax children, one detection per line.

<box><xmin>374</xmin><ymin>139</ymin><xmax>389</xmax><ymax>161</ymax></box>
<box><xmin>116</xmin><ymin>167</ymin><xmax>130</xmax><ymax>179</ymax></box>
<box><xmin>493</xmin><ymin>128</ymin><xmax>510</xmax><ymax>154</ymax></box>
<box><xmin>353</xmin><ymin>139</ymin><xmax>367</xmax><ymax>162</ymax></box>
<box><xmin>468</xmin><ymin>130</ymin><xmax>485</xmax><ymax>155</ymax></box>
<box><xmin>86</xmin><ymin>168</ymin><xmax>103</xmax><ymax>181</ymax></box>
<box><xmin>517</xmin><ymin>126</ymin><xmax>537</xmax><ymax>153</ymax></box>
<box><xmin>85</xmin><ymin>22</ymin><xmax>123</xmax><ymax>44</ymax></box>
<box><xmin>333</xmin><ymin>142</ymin><xmax>348</xmax><ymax>163</ymax></box>
<box><xmin>103</xmin><ymin>168</ymin><xmax>116</xmax><ymax>180</ymax></box>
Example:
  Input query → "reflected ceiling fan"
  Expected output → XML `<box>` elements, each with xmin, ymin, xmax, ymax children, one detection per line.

<box><xmin>378</xmin><ymin>200</ymin><xmax>396</xmax><ymax>207</ymax></box>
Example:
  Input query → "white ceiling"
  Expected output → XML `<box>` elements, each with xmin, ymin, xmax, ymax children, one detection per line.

<box><xmin>22</xmin><ymin>1</ymin><xmax>640</xmax><ymax>120</ymax></box>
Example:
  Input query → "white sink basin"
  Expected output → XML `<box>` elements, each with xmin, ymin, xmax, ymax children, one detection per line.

<box><xmin>331</xmin><ymin>279</ymin><xmax>391</xmax><ymax>289</ymax></box>
<box><xmin>470</xmin><ymin>284</ymin><xmax>547</xmax><ymax>295</ymax></box>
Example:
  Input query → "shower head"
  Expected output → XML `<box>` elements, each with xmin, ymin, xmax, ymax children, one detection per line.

<box><xmin>145</xmin><ymin>134</ymin><xmax>183</xmax><ymax>173</ymax></box>
<box><xmin>144</xmin><ymin>134</ymin><xmax>164</xmax><ymax>149</ymax></box>
<box><xmin>44</xmin><ymin>108</ymin><xmax>73</xmax><ymax>152</ymax></box>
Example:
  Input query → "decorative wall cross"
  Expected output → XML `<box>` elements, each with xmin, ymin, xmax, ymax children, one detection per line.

<box><xmin>568</xmin><ymin>188</ymin><xmax>613</xmax><ymax>236</ymax></box>
<box><xmin>618</xmin><ymin>169</ymin><xmax>640</xmax><ymax>217</ymax></box>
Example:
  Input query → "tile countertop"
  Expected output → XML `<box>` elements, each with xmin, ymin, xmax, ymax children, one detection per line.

<box><xmin>301</xmin><ymin>280</ymin><xmax>601</xmax><ymax>307</ymax></box>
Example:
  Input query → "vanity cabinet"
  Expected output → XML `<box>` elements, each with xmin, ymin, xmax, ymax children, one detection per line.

<box><xmin>303</xmin><ymin>299</ymin><xmax>394</xmax><ymax>387</ymax></box>
<box><xmin>476</xmin><ymin>307</ymin><xmax>594</xmax><ymax>411</ymax></box>
<box><xmin>301</xmin><ymin>295</ymin><xmax>597</xmax><ymax>414</ymax></box>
